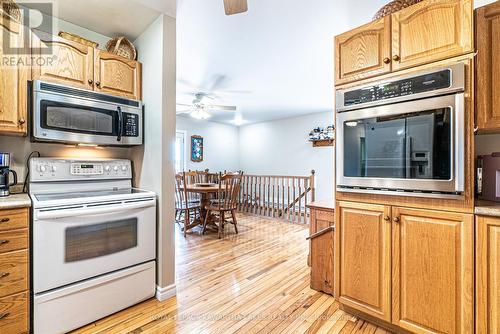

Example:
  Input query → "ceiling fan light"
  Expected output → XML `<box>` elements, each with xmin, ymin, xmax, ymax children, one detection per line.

<box><xmin>191</xmin><ymin>109</ymin><xmax>211</xmax><ymax>120</ymax></box>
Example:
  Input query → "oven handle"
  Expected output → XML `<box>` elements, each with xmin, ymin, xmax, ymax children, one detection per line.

<box><xmin>36</xmin><ymin>199</ymin><xmax>155</xmax><ymax>220</ymax></box>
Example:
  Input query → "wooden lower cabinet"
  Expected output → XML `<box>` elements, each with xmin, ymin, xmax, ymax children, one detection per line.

<box><xmin>476</xmin><ymin>215</ymin><xmax>500</xmax><ymax>333</ymax></box>
<box><xmin>392</xmin><ymin>207</ymin><xmax>473</xmax><ymax>334</ymax></box>
<box><xmin>308</xmin><ymin>206</ymin><xmax>335</xmax><ymax>294</ymax></box>
<box><xmin>336</xmin><ymin>201</ymin><xmax>474</xmax><ymax>333</ymax></box>
<box><xmin>0</xmin><ymin>208</ymin><xmax>29</xmax><ymax>334</ymax></box>
<box><xmin>335</xmin><ymin>201</ymin><xmax>392</xmax><ymax>322</ymax></box>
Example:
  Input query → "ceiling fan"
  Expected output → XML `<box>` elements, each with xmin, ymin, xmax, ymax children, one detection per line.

<box><xmin>176</xmin><ymin>93</ymin><xmax>237</xmax><ymax>120</ymax></box>
<box><xmin>223</xmin><ymin>0</ymin><xmax>248</xmax><ymax>15</ymax></box>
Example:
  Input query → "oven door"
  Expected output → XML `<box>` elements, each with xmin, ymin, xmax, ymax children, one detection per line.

<box><xmin>32</xmin><ymin>90</ymin><xmax>142</xmax><ymax>146</ymax></box>
<box><xmin>336</xmin><ymin>93</ymin><xmax>464</xmax><ymax>195</ymax></box>
<box><xmin>33</xmin><ymin>198</ymin><xmax>156</xmax><ymax>293</ymax></box>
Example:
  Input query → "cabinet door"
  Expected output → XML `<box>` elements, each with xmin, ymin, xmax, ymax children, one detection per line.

<box><xmin>476</xmin><ymin>215</ymin><xmax>500</xmax><ymax>334</ymax></box>
<box><xmin>475</xmin><ymin>1</ymin><xmax>500</xmax><ymax>132</ymax></box>
<box><xmin>334</xmin><ymin>16</ymin><xmax>391</xmax><ymax>85</ymax></box>
<box><xmin>391</xmin><ymin>0</ymin><xmax>473</xmax><ymax>71</ymax></box>
<box><xmin>94</xmin><ymin>50</ymin><xmax>142</xmax><ymax>100</ymax></box>
<box><xmin>31</xmin><ymin>30</ymin><xmax>94</xmax><ymax>90</ymax></box>
<box><xmin>0</xmin><ymin>20</ymin><xmax>28</xmax><ymax>135</ymax></box>
<box><xmin>392</xmin><ymin>207</ymin><xmax>473</xmax><ymax>334</ymax></box>
<box><xmin>335</xmin><ymin>201</ymin><xmax>391</xmax><ymax>322</ymax></box>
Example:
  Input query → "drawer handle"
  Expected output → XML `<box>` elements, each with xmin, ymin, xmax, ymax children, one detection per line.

<box><xmin>0</xmin><ymin>240</ymin><xmax>9</xmax><ymax>245</ymax></box>
<box><xmin>0</xmin><ymin>272</ymin><xmax>9</xmax><ymax>278</ymax></box>
<box><xmin>0</xmin><ymin>218</ymin><xmax>10</xmax><ymax>223</ymax></box>
<box><xmin>0</xmin><ymin>312</ymin><xmax>10</xmax><ymax>320</ymax></box>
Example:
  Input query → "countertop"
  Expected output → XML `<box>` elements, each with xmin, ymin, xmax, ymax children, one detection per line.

<box><xmin>475</xmin><ymin>200</ymin><xmax>500</xmax><ymax>217</ymax></box>
<box><xmin>0</xmin><ymin>193</ymin><xmax>32</xmax><ymax>209</ymax></box>
<box><xmin>307</xmin><ymin>199</ymin><xmax>335</xmax><ymax>211</ymax></box>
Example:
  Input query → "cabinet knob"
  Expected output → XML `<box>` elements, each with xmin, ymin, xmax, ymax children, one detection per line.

<box><xmin>383</xmin><ymin>57</ymin><xmax>391</xmax><ymax>64</ymax></box>
<box><xmin>393</xmin><ymin>217</ymin><xmax>400</xmax><ymax>223</ymax></box>
<box><xmin>392</xmin><ymin>55</ymin><xmax>400</xmax><ymax>62</ymax></box>
<box><xmin>0</xmin><ymin>218</ymin><xmax>10</xmax><ymax>223</ymax></box>
<box><xmin>383</xmin><ymin>215</ymin><xmax>391</xmax><ymax>221</ymax></box>
<box><xmin>0</xmin><ymin>240</ymin><xmax>9</xmax><ymax>245</ymax></box>
<box><xmin>88</xmin><ymin>79</ymin><xmax>94</xmax><ymax>85</ymax></box>
<box><xmin>0</xmin><ymin>272</ymin><xmax>10</xmax><ymax>279</ymax></box>
<box><xmin>96</xmin><ymin>81</ymin><xmax>101</xmax><ymax>87</ymax></box>
<box><xmin>0</xmin><ymin>312</ymin><xmax>10</xmax><ymax>320</ymax></box>
<box><xmin>18</xmin><ymin>118</ymin><xmax>26</xmax><ymax>125</ymax></box>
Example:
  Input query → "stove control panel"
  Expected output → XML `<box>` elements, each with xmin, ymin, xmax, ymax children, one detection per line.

<box><xmin>30</xmin><ymin>159</ymin><xmax>132</xmax><ymax>182</ymax></box>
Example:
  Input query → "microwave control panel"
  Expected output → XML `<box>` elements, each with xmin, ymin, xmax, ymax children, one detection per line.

<box><xmin>343</xmin><ymin>69</ymin><xmax>452</xmax><ymax>107</ymax></box>
<box><xmin>123</xmin><ymin>112</ymin><xmax>139</xmax><ymax>137</ymax></box>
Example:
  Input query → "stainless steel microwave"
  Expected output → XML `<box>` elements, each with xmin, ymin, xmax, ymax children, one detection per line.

<box><xmin>31</xmin><ymin>80</ymin><xmax>143</xmax><ymax>146</ymax></box>
<box><xmin>335</xmin><ymin>63</ymin><xmax>465</xmax><ymax>198</ymax></box>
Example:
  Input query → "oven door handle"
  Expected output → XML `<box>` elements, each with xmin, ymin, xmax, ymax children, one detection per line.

<box><xmin>36</xmin><ymin>199</ymin><xmax>155</xmax><ymax>220</ymax></box>
<box><xmin>117</xmin><ymin>106</ymin><xmax>123</xmax><ymax>142</ymax></box>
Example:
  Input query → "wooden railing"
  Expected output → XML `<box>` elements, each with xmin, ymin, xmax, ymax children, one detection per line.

<box><xmin>237</xmin><ymin>171</ymin><xmax>316</xmax><ymax>224</ymax></box>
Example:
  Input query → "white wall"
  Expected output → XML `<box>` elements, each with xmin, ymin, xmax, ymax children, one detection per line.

<box><xmin>238</xmin><ymin>112</ymin><xmax>334</xmax><ymax>201</ymax></box>
<box><xmin>131</xmin><ymin>14</ymin><xmax>176</xmax><ymax>292</ymax></box>
<box><xmin>176</xmin><ymin>116</ymin><xmax>239</xmax><ymax>172</ymax></box>
<box><xmin>475</xmin><ymin>0</ymin><xmax>497</xmax><ymax>8</ymax></box>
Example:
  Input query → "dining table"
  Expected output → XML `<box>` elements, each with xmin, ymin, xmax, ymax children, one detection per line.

<box><xmin>182</xmin><ymin>183</ymin><xmax>221</xmax><ymax>230</ymax></box>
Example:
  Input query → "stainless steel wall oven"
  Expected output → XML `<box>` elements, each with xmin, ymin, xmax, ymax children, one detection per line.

<box><xmin>336</xmin><ymin>63</ymin><xmax>465</xmax><ymax>197</ymax></box>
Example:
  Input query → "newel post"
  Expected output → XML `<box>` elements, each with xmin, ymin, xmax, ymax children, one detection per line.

<box><xmin>310</xmin><ymin>170</ymin><xmax>316</xmax><ymax>202</ymax></box>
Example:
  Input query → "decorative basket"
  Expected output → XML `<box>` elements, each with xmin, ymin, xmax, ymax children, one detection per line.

<box><xmin>58</xmin><ymin>31</ymin><xmax>99</xmax><ymax>48</ymax></box>
<box><xmin>106</xmin><ymin>37</ymin><xmax>137</xmax><ymax>60</ymax></box>
<box><xmin>1</xmin><ymin>0</ymin><xmax>21</xmax><ymax>22</ymax></box>
<box><xmin>373</xmin><ymin>0</ymin><xmax>422</xmax><ymax>20</ymax></box>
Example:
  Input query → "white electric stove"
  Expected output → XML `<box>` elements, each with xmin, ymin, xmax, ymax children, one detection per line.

<box><xmin>29</xmin><ymin>158</ymin><xmax>157</xmax><ymax>334</ymax></box>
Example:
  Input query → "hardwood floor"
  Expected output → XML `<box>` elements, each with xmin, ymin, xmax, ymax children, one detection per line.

<box><xmin>72</xmin><ymin>214</ymin><xmax>390</xmax><ymax>334</ymax></box>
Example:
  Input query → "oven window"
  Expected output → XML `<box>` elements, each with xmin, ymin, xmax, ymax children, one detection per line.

<box><xmin>40</xmin><ymin>100</ymin><xmax>118</xmax><ymax>136</ymax></box>
<box><xmin>343</xmin><ymin>108</ymin><xmax>451</xmax><ymax>180</ymax></box>
<box><xmin>65</xmin><ymin>218</ymin><xmax>138</xmax><ymax>262</ymax></box>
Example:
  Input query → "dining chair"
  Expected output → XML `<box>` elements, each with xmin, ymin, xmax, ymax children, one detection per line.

<box><xmin>202</xmin><ymin>171</ymin><xmax>243</xmax><ymax>238</ymax></box>
<box><xmin>175</xmin><ymin>172</ymin><xmax>201</xmax><ymax>237</ymax></box>
<box><xmin>184</xmin><ymin>171</ymin><xmax>202</xmax><ymax>204</ymax></box>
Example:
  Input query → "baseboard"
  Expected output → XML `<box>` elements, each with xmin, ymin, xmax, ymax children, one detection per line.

<box><xmin>155</xmin><ymin>283</ymin><xmax>176</xmax><ymax>302</ymax></box>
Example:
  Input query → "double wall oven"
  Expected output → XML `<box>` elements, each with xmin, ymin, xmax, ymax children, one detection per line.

<box><xmin>336</xmin><ymin>63</ymin><xmax>465</xmax><ymax>197</ymax></box>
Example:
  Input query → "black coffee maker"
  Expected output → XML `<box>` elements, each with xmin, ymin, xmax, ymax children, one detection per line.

<box><xmin>0</xmin><ymin>153</ymin><xmax>18</xmax><ymax>197</ymax></box>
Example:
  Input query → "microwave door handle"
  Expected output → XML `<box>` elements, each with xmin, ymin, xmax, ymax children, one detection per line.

<box><xmin>117</xmin><ymin>106</ymin><xmax>123</xmax><ymax>142</ymax></box>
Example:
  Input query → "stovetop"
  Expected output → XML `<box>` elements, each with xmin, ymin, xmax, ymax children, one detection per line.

<box><xmin>34</xmin><ymin>188</ymin><xmax>149</xmax><ymax>202</ymax></box>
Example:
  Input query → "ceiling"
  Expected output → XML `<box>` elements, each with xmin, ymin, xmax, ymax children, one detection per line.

<box><xmin>177</xmin><ymin>0</ymin><xmax>388</xmax><ymax>125</ymax></box>
<box><xmin>22</xmin><ymin>0</ymin><xmax>176</xmax><ymax>40</ymax></box>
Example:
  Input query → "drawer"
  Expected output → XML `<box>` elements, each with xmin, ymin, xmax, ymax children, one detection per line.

<box><xmin>0</xmin><ymin>209</ymin><xmax>28</xmax><ymax>232</ymax></box>
<box><xmin>0</xmin><ymin>250</ymin><xmax>28</xmax><ymax>298</ymax></box>
<box><xmin>0</xmin><ymin>291</ymin><xmax>29</xmax><ymax>334</ymax></box>
<box><xmin>0</xmin><ymin>229</ymin><xmax>28</xmax><ymax>254</ymax></box>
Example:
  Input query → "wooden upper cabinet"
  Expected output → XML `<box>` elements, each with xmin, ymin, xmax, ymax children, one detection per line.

<box><xmin>391</xmin><ymin>0</ymin><xmax>473</xmax><ymax>71</ymax></box>
<box><xmin>335</xmin><ymin>16</ymin><xmax>391</xmax><ymax>85</ymax></box>
<box><xmin>94</xmin><ymin>50</ymin><xmax>142</xmax><ymax>100</ymax></box>
<box><xmin>335</xmin><ymin>201</ymin><xmax>391</xmax><ymax>322</ymax></box>
<box><xmin>475</xmin><ymin>1</ymin><xmax>500</xmax><ymax>132</ymax></box>
<box><xmin>476</xmin><ymin>215</ymin><xmax>500</xmax><ymax>334</ymax></box>
<box><xmin>0</xmin><ymin>19</ymin><xmax>28</xmax><ymax>135</ymax></box>
<box><xmin>31</xmin><ymin>30</ymin><xmax>94</xmax><ymax>90</ymax></box>
<box><xmin>392</xmin><ymin>207</ymin><xmax>473</xmax><ymax>334</ymax></box>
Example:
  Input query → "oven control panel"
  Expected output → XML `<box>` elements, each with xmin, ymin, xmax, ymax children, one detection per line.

<box><xmin>343</xmin><ymin>69</ymin><xmax>451</xmax><ymax>107</ymax></box>
<box><xmin>30</xmin><ymin>159</ymin><xmax>132</xmax><ymax>182</ymax></box>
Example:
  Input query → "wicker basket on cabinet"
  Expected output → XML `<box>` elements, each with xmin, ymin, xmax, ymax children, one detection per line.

<box><xmin>106</xmin><ymin>37</ymin><xmax>137</xmax><ymax>60</ymax></box>
<box><xmin>1</xmin><ymin>0</ymin><xmax>21</xmax><ymax>22</ymax></box>
<box><xmin>373</xmin><ymin>0</ymin><xmax>422</xmax><ymax>20</ymax></box>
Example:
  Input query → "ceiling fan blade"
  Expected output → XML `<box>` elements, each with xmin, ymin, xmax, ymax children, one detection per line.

<box><xmin>208</xmin><ymin>105</ymin><xmax>237</xmax><ymax>111</ymax></box>
<box><xmin>223</xmin><ymin>0</ymin><xmax>248</xmax><ymax>15</ymax></box>
<box><xmin>176</xmin><ymin>109</ymin><xmax>192</xmax><ymax>115</ymax></box>
<box><xmin>176</xmin><ymin>103</ymin><xmax>193</xmax><ymax>107</ymax></box>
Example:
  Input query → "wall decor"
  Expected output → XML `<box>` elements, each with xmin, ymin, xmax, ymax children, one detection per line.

<box><xmin>309</xmin><ymin>125</ymin><xmax>335</xmax><ymax>147</ymax></box>
<box><xmin>191</xmin><ymin>135</ymin><xmax>204</xmax><ymax>162</ymax></box>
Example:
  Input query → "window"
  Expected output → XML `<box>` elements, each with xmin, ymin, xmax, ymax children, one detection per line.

<box><xmin>175</xmin><ymin>131</ymin><xmax>186</xmax><ymax>173</ymax></box>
